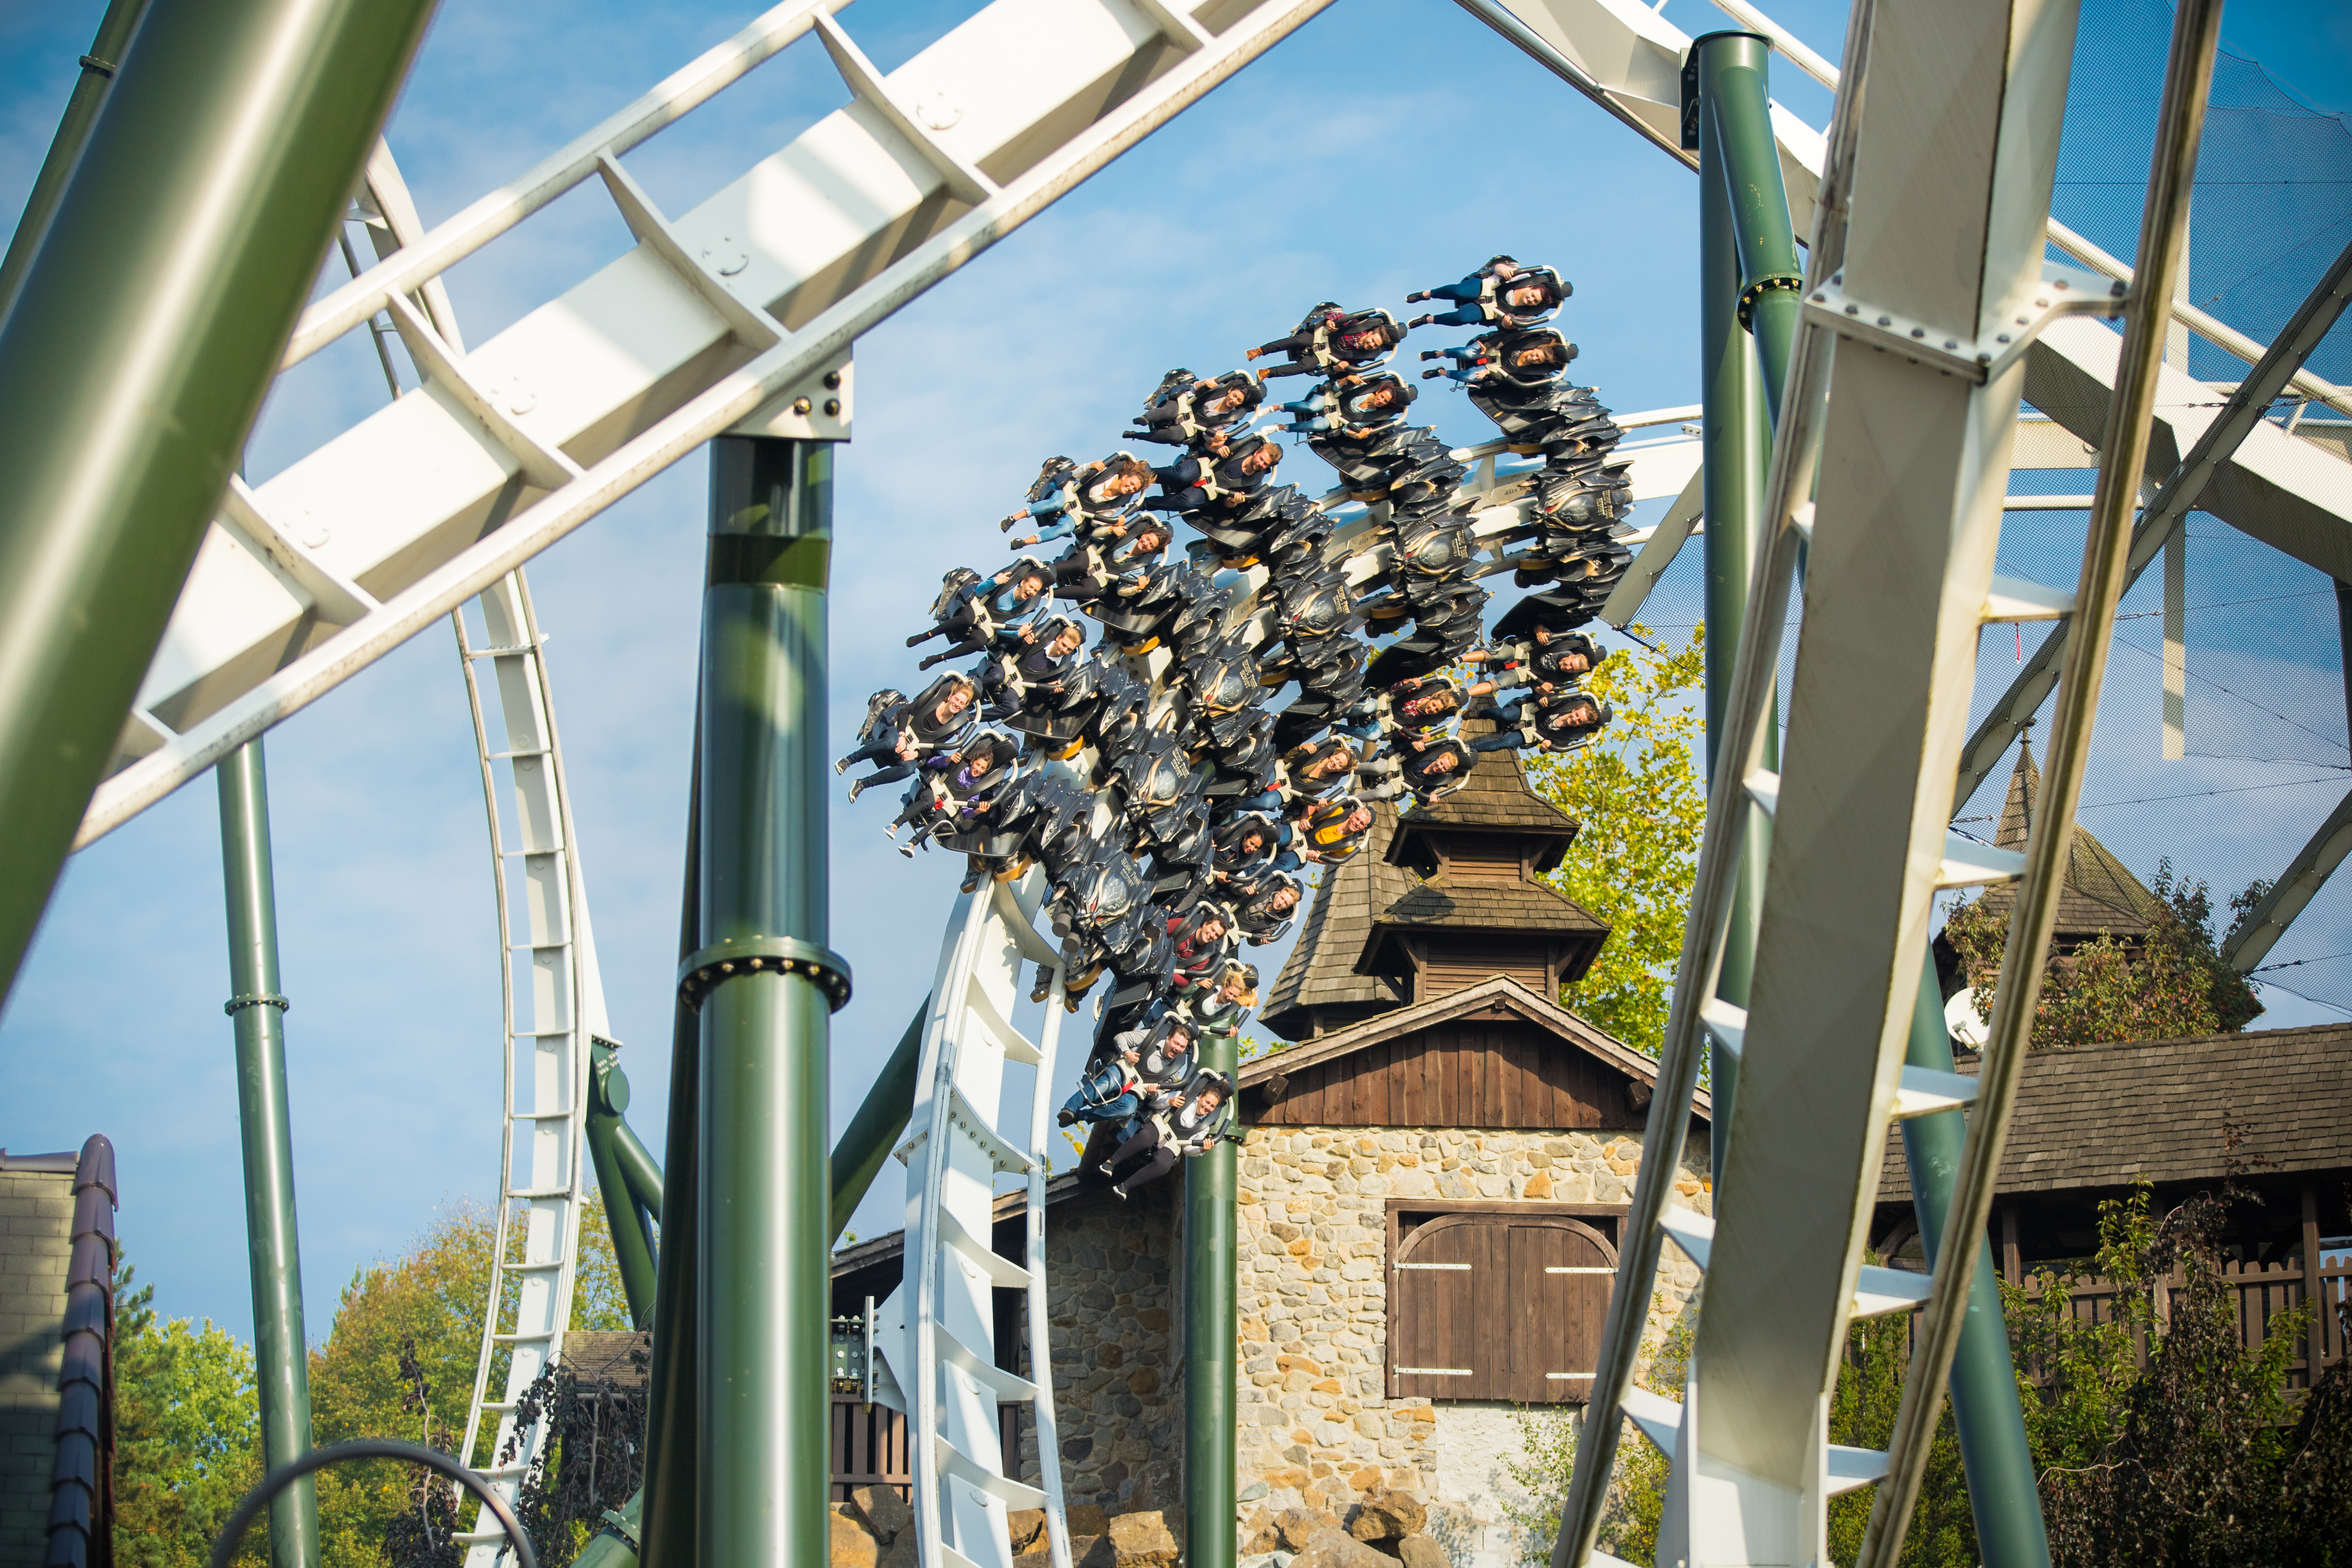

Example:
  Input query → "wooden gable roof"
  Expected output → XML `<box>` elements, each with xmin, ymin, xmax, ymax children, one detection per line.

<box><xmin>1241</xmin><ymin>974</ymin><xmax>1710</xmax><ymax>1130</ymax></box>
<box><xmin>1878</xmin><ymin>1022</ymin><xmax>2352</xmax><ymax>1205</ymax></box>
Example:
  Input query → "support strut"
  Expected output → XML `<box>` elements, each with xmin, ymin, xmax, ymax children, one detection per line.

<box><xmin>216</xmin><ymin>737</ymin><xmax>320</xmax><ymax>1568</ymax></box>
<box><xmin>1185</xmin><ymin>1028</ymin><xmax>1239</xmax><ymax>1568</ymax></box>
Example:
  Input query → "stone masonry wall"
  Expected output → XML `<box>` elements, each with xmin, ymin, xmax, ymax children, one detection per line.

<box><xmin>1030</xmin><ymin>1180</ymin><xmax>1185</xmax><ymax>1514</ymax></box>
<box><xmin>1232</xmin><ymin>1124</ymin><xmax>1710</xmax><ymax>1524</ymax></box>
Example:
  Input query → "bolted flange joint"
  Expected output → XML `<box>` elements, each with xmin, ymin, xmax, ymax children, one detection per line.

<box><xmin>1736</xmin><ymin>272</ymin><xmax>1806</xmax><ymax>331</ymax></box>
<box><xmin>224</xmin><ymin>992</ymin><xmax>291</xmax><ymax>1016</ymax></box>
<box><xmin>677</xmin><ymin>935</ymin><xmax>853</xmax><ymax>1013</ymax></box>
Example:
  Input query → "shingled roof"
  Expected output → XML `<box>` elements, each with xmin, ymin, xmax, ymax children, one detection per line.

<box><xmin>1263</xmin><ymin>736</ymin><xmax>1608</xmax><ymax>1040</ymax></box>
<box><xmin>1262</xmin><ymin>799</ymin><xmax>1418</xmax><ymax>1035</ymax></box>
<box><xmin>1876</xmin><ymin>1023</ymin><xmax>2352</xmax><ymax>1204</ymax></box>
<box><xmin>1966</xmin><ymin>735</ymin><xmax>2159</xmax><ymax>941</ymax></box>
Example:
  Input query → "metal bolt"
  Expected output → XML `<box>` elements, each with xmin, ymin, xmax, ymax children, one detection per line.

<box><xmin>1910</xmin><ymin>327</ymin><xmax>1925</xmax><ymax>339</ymax></box>
<box><xmin>1877</xmin><ymin>316</ymin><xmax>1892</xmax><ymax>327</ymax></box>
<box><xmin>792</xmin><ymin>396</ymin><xmax>813</xmax><ymax>415</ymax></box>
<box><xmin>1845</xmin><ymin>304</ymin><xmax>1859</xmax><ymax>315</ymax></box>
<box><xmin>1945</xmin><ymin>340</ymin><xmax>1958</xmax><ymax>350</ymax></box>
<box><xmin>1810</xmin><ymin>293</ymin><xmax>1826</xmax><ymax>303</ymax></box>
<box><xmin>823</xmin><ymin>370</ymin><xmax>842</xmax><ymax>390</ymax></box>
<box><xmin>1996</xmin><ymin>334</ymin><xmax>2011</xmax><ymax>344</ymax></box>
<box><xmin>720</xmin><ymin>961</ymin><xmax>736</xmax><ymax>975</ymax></box>
<box><xmin>825</xmin><ymin>398</ymin><xmax>841</xmax><ymax>417</ymax></box>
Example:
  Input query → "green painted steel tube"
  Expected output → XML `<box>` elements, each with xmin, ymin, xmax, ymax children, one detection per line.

<box><xmin>1693</xmin><ymin>31</ymin><xmax>1782</xmax><ymax>1184</ymax></box>
<box><xmin>613</xmin><ymin>1116</ymin><xmax>667</xmax><ymax>1221</ymax></box>
<box><xmin>0</xmin><ymin>0</ymin><xmax>151</xmax><ymax>325</ymax></box>
<box><xmin>1700</xmin><ymin>50</ymin><xmax>1804</xmax><ymax>425</ymax></box>
<box><xmin>0</xmin><ymin>0</ymin><xmax>440</xmax><ymax>1006</ymax></box>
<box><xmin>829</xmin><ymin>1001</ymin><xmax>928</xmax><ymax>1243</ymax></box>
<box><xmin>637</xmin><ymin>768</ymin><xmax>701</xmax><ymax>1568</ymax></box>
<box><xmin>586</xmin><ymin>1044</ymin><xmax>660</xmax><ymax>1329</ymax></box>
<box><xmin>1185</xmin><ymin>1031</ymin><xmax>1239</xmax><ymax>1568</ymax></box>
<box><xmin>216</xmin><ymin>738</ymin><xmax>318</xmax><ymax>1568</ymax></box>
<box><xmin>1901</xmin><ymin>959</ymin><xmax>2051</xmax><ymax>1567</ymax></box>
<box><xmin>694</xmin><ymin>437</ymin><xmax>837</xmax><ymax>1568</ymax></box>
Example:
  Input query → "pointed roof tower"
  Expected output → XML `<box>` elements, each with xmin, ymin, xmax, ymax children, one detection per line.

<box><xmin>1969</xmin><ymin>729</ymin><xmax>2160</xmax><ymax>946</ymax></box>
<box><xmin>1261</xmin><ymin>726</ymin><xmax>1610</xmax><ymax>1040</ymax></box>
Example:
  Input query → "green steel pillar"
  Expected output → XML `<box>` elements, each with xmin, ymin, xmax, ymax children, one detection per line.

<box><xmin>0</xmin><ymin>0</ymin><xmax>440</xmax><ymax>1006</ymax></box>
<box><xmin>1690</xmin><ymin>31</ymin><xmax>1785</xmax><ymax>1184</ymax></box>
<box><xmin>1901</xmin><ymin>959</ymin><xmax>2051</xmax><ymax>1567</ymax></box>
<box><xmin>586</xmin><ymin>1042</ymin><xmax>660</xmax><ymax>1329</ymax></box>
<box><xmin>687</xmin><ymin>437</ymin><xmax>846</xmax><ymax>1568</ymax></box>
<box><xmin>1185</xmin><ymin>1031</ymin><xmax>1239</xmax><ymax>1568</ymax></box>
<box><xmin>829</xmin><ymin>1003</ymin><xmax>929</xmax><ymax>1243</ymax></box>
<box><xmin>215</xmin><ymin>738</ymin><xmax>318</xmax><ymax>1568</ymax></box>
<box><xmin>0</xmin><ymin>0</ymin><xmax>151</xmax><ymax>325</ymax></box>
<box><xmin>637</xmin><ymin>772</ymin><xmax>701</xmax><ymax>1568</ymax></box>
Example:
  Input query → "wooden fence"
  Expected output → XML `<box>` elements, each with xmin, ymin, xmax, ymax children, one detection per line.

<box><xmin>830</xmin><ymin>1395</ymin><xmax>1025</xmax><ymax>1502</ymax></box>
<box><xmin>2019</xmin><ymin>1251</ymin><xmax>2349</xmax><ymax>1390</ymax></box>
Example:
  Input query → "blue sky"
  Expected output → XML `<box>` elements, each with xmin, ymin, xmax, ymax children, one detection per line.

<box><xmin>3</xmin><ymin>0</ymin><xmax>2348</xmax><ymax>1342</ymax></box>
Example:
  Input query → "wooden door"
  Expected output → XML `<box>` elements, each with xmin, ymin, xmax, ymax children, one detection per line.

<box><xmin>1506</xmin><ymin>1219</ymin><xmax>1615</xmax><ymax>1402</ymax></box>
<box><xmin>1389</xmin><ymin>1215</ymin><xmax>1497</xmax><ymax>1398</ymax></box>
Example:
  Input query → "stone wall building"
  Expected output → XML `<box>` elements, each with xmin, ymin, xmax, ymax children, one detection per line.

<box><xmin>831</xmin><ymin>747</ymin><xmax>1708</xmax><ymax>1566</ymax></box>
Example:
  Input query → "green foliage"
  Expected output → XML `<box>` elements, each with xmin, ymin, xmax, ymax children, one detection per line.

<box><xmin>2006</xmin><ymin>1180</ymin><xmax>2351</xmax><ymax>1565</ymax></box>
<box><xmin>1943</xmin><ymin>861</ymin><xmax>2263</xmax><ymax>1049</ymax></box>
<box><xmin>1523</xmin><ymin>625</ymin><xmax>1708</xmax><ymax>1056</ymax></box>
<box><xmin>113</xmin><ymin>1264</ymin><xmax>267</xmax><ymax>1568</ymax></box>
<box><xmin>112</xmin><ymin>1187</ymin><xmax>635</xmax><ymax>1568</ymax></box>
<box><xmin>1825</xmin><ymin>1284</ymin><xmax>1976</xmax><ymax>1566</ymax></box>
<box><xmin>1495</xmin><ymin>1307</ymin><xmax>1694</xmax><ymax>1566</ymax></box>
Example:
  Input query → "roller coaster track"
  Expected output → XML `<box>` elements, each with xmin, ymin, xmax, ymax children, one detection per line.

<box><xmin>63</xmin><ymin>3</ymin><xmax>2352</xmax><ymax>1567</ymax></box>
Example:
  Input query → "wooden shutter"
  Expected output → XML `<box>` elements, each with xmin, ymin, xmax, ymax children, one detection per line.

<box><xmin>1389</xmin><ymin>1216</ymin><xmax>1498</xmax><ymax>1398</ymax></box>
<box><xmin>1507</xmin><ymin>1220</ymin><xmax>1615</xmax><ymax>1402</ymax></box>
<box><xmin>1389</xmin><ymin>1213</ymin><xmax>1615</xmax><ymax>1402</ymax></box>
<box><xmin>1418</xmin><ymin>935</ymin><xmax>1556</xmax><ymax>1002</ymax></box>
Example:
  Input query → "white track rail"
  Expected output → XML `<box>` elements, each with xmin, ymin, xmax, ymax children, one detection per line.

<box><xmin>449</xmin><ymin>573</ymin><xmax>614</xmax><ymax>1566</ymax></box>
<box><xmin>76</xmin><ymin>0</ymin><xmax>1341</xmax><ymax>849</ymax></box>
<box><xmin>874</xmin><ymin>874</ymin><xmax>1077</xmax><ymax>1568</ymax></box>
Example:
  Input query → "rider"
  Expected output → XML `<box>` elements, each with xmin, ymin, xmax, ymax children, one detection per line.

<box><xmin>1100</xmin><ymin>1068</ymin><xmax>1235</xmax><ymax>1200</ymax></box>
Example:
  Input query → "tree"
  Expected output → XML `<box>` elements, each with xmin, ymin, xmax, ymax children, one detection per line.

<box><xmin>1943</xmin><ymin>862</ymin><xmax>2262</xmax><ymax>1050</ymax></box>
<box><xmin>1523</xmin><ymin>625</ymin><xmax>1708</xmax><ymax>1056</ymax></box>
<box><xmin>2004</xmin><ymin>1178</ymin><xmax>2348</xmax><ymax>1565</ymax></box>
<box><xmin>112</xmin><ymin>1263</ymin><xmax>267</xmax><ymax>1568</ymax></box>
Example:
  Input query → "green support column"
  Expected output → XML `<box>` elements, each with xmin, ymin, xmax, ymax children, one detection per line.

<box><xmin>689</xmin><ymin>437</ymin><xmax>845</xmax><ymax>1568</ymax></box>
<box><xmin>1185</xmin><ymin>1031</ymin><xmax>1239</xmax><ymax>1568</ymax></box>
<box><xmin>0</xmin><ymin>0</ymin><xmax>440</xmax><ymax>1005</ymax></box>
<box><xmin>1901</xmin><ymin>959</ymin><xmax>2051</xmax><ymax>1567</ymax></box>
<box><xmin>637</xmin><ymin>773</ymin><xmax>701</xmax><ymax>1568</ymax></box>
<box><xmin>0</xmin><ymin>0</ymin><xmax>151</xmax><ymax>324</ymax></box>
<box><xmin>216</xmin><ymin>738</ymin><xmax>318</xmax><ymax>1568</ymax></box>
<box><xmin>586</xmin><ymin>1042</ymin><xmax>661</xmax><ymax>1329</ymax></box>
<box><xmin>1691</xmin><ymin>31</ymin><xmax>1783</xmax><ymax>1184</ymax></box>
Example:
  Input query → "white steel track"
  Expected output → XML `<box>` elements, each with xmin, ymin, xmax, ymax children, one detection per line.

<box><xmin>448</xmin><ymin>574</ymin><xmax>614</xmax><ymax>1566</ymax></box>
<box><xmin>873</xmin><ymin>874</ymin><xmax>1077</xmax><ymax>1568</ymax></box>
<box><xmin>76</xmin><ymin>0</ymin><xmax>1342</xmax><ymax>850</ymax></box>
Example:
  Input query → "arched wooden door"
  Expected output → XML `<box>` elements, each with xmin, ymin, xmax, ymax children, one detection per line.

<box><xmin>1389</xmin><ymin>1212</ymin><xmax>1616</xmax><ymax>1403</ymax></box>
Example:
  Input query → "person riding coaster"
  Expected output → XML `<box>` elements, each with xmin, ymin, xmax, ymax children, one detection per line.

<box><xmin>1247</xmin><ymin>303</ymin><xmax>1406</xmax><ymax>380</ymax></box>
<box><xmin>1360</xmin><ymin>735</ymin><xmax>1476</xmax><ymax>804</ymax></box>
<box><xmin>1469</xmin><ymin>691</ymin><xmax>1614</xmax><ymax>755</ymax></box>
<box><xmin>1466</xmin><ymin>625</ymin><xmax>1608</xmax><ymax>688</ymax></box>
<box><xmin>1060</xmin><ymin>1011</ymin><xmax>1196</xmax><ymax>1129</ymax></box>
<box><xmin>1277</xmin><ymin>370</ymin><xmax>1417</xmax><ymax>438</ymax></box>
<box><xmin>835</xmin><ymin>673</ymin><xmax>978</xmax><ymax>799</ymax></box>
<box><xmin>1040</xmin><ymin>515</ymin><xmax>1178</xmax><ymax>607</ymax></box>
<box><xmin>1183</xmin><ymin>960</ymin><xmax>1259</xmax><ymax>1041</ymax></box>
<box><xmin>1144</xmin><ymin>432</ymin><xmax>1282</xmax><ymax>517</ymax></box>
<box><xmin>976</xmin><ymin>613</ymin><xmax>1087</xmax><ymax>720</ymax></box>
<box><xmin>1232</xmin><ymin>869</ymin><xmax>1303</xmax><ymax>946</ymax></box>
<box><xmin>1421</xmin><ymin>326</ymin><xmax>1577</xmax><ymax>388</ymax></box>
<box><xmin>905</xmin><ymin>559</ymin><xmax>1052</xmax><ymax>665</ymax></box>
<box><xmin>1130</xmin><ymin>368</ymin><xmax>1267</xmax><ymax>450</ymax></box>
<box><xmin>1296</xmin><ymin>793</ymin><xmax>1374</xmax><ymax>865</ymax></box>
<box><xmin>886</xmin><ymin>725</ymin><xmax>1021</xmax><ymax>859</ymax></box>
<box><xmin>1406</xmin><ymin>260</ymin><xmax>1569</xmax><ymax>331</ymax></box>
<box><xmin>1001</xmin><ymin>452</ymin><xmax>1153</xmax><ymax>535</ymax></box>
<box><xmin>1099</xmin><ymin>1067</ymin><xmax>1237</xmax><ymax>1200</ymax></box>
